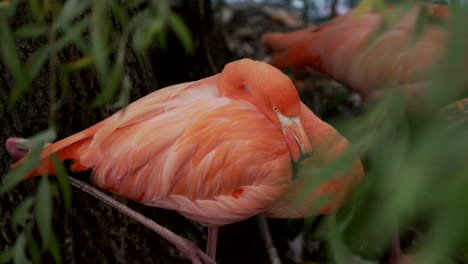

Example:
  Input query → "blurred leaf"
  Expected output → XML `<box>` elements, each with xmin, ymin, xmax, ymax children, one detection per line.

<box><xmin>91</xmin><ymin>0</ymin><xmax>109</xmax><ymax>81</ymax></box>
<box><xmin>7</xmin><ymin>45</ymin><xmax>52</xmax><ymax>105</ymax></box>
<box><xmin>153</xmin><ymin>0</ymin><xmax>170</xmax><ymax>21</ymax></box>
<box><xmin>13</xmin><ymin>233</ymin><xmax>29</xmax><ymax>264</ymax></box>
<box><xmin>59</xmin><ymin>65</ymin><xmax>70</xmax><ymax>93</ymax></box>
<box><xmin>326</xmin><ymin>214</ymin><xmax>348</xmax><ymax>264</ymax></box>
<box><xmin>53</xmin><ymin>0</ymin><xmax>90</xmax><ymax>30</ymax></box>
<box><xmin>47</xmin><ymin>234</ymin><xmax>61</xmax><ymax>264</ymax></box>
<box><xmin>55</xmin><ymin>17</ymin><xmax>90</xmax><ymax>51</ymax></box>
<box><xmin>1</xmin><ymin>18</ymin><xmax>26</xmax><ymax>105</ymax></box>
<box><xmin>27</xmin><ymin>239</ymin><xmax>40</xmax><ymax>264</ymax></box>
<box><xmin>168</xmin><ymin>13</ymin><xmax>193</xmax><ymax>54</ymax></box>
<box><xmin>25</xmin><ymin>45</ymin><xmax>51</xmax><ymax>81</ymax></box>
<box><xmin>126</xmin><ymin>0</ymin><xmax>146</xmax><ymax>8</ymax></box>
<box><xmin>155</xmin><ymin>27</ymin><xmax>168</xmax><ymax>50</ymax></box>
<box><xmin>27</xmin><ymin>0</ymin><xmax>45</xmax><ymax>22</ymax></box>
<box><xmin>65</xmin><ymin>56</ymin><xmax>93</xmax><ymax>71</ymax></box>
<box><xmin>0</xmin><ymin>247</ymin><xmax>13</xmax><ymax>264</ymax></box>
<box><xmin>0</xmin><ymin>143</ymin><xmax>43</xmax><ymax>194</ymax></box>
<box><xmin>130</xmin><ymin>11</ymin><xmax>152</xmax><ymax>52</ymax></box>
<box><xmin>14</xmin><ymin>24</ymin><xmax>47</xmax><ymax>38</ymax></box>
<box><xmin>410</xmin><ymin>4</ymin><xmax>429</xmax><ymax>46</ymax></box>
<box><xmin>11</xmin><ymin>197</ymin><xmax>34</xmax><ymax>228</ymax></box>
<box><xmin>35</xmin><ymin>177</ymin><xmax>53</xmax><ymax>249</ymax></box>
<box><xmin>91</xmin><ymin>58</ymin><xmax>123</xmax><ymax>107</ymax></box>
<box><xmin>27</xmin><ymin>128</ymin><xmax>57</xmax><ymax>147</ymax></box>
<box><xmin>146</xmin><ymin>17</ymin><xmax>164</xmax><ymax>47</ymax></box>
<box><xmin>109</xmin><ymin>1</ymin><xmax>129</xmax><ymax>26</ymax></box>
<box><xmin>51</xmin><ymin>155</ymin><xmax>72</xmax><ymax>212</ymax></box>
<box><xmin>113</xmin><ymin>74</ymin><xmax>131</xmax><ymax>109</ymax></box>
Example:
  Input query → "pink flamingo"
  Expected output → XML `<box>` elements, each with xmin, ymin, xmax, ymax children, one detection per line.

<box><xmin>262</xmin><ymin>4</ymin><xmax>449</xmax><ymax>100</ymax></box>
<box><xmin>7</xmin><ymin>59</ymin><xmax>363</xmax><ymax>263</ymax></box>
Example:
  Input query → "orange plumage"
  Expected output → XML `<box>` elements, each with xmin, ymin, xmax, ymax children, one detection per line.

<box><xmin>11</xmin><ymin>59</ymin><xmax>363</xmax><ymax>227</ymax></box>
<box><xmin>262</xmin><ymin>4</ymin><xmax>449</xmax><ymax>99</ymax></box>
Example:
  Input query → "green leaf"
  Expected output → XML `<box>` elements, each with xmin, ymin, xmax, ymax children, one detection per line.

<box><xmin>47</xmin><ymin>234</ymin><xmax>62</xmax><ymax>264</ymax></box>
<box><xmin>108</xmin><ymin>1</ymin><xmax>129</xmax><ymax>26</ymax></box>
<box><xmin>1</xmin><ymin>19</ymin><xmax>25</xmax><ymax>103</ymax></box>
<box><xmin>35</xmin><ymin>177</ymin><xmax>53</xmax><ymax>249</ymax></box>
<box><xmin>0</xmin><ymin>143</ymin><xmax>43</xmax><ymax>194</ymax></box>
<box><xmin>26</xmin><ymin>0</ymin><xmax>45</xmax><ymax>22</ymax></box>
<box><xmin>14</xmin><ymin>23</ymin><xmax>48</xmax><ymax>38</ymax></box>
<box><xmin>126</xmin><ymin>0</ymin><xmax>147</xmax><ymax>8</ymax></box>
<box><xmin>27</xmin><ymin>239</ymin><xmax>40</xmax><ymax>264</ymax></box>
<box><xmin>13</xmin><ymin>233</ymin><xmax>29</xmax><ymax>264</ymax></box>
<box><xmin>53</xmin><ymin>0</ymin><xmax>90</xmax><ymax>31</ymax></box>
<box><xmin>142</xmin><ymin>17</ymin><xmax>164</xmax><ymax>49</ymax></box>
<box><xmin>55</xmin><ymin>17</ymin><xmax>90</xmax><ymax>51</ymax></box>
<box><xmin>25</xmin><ymin>45</ymin><xmax>52</xmax><ymax>82</ymax></box>
<box><xmin>91</xmin><ymin>59</ymin><xmax>123</xmax><ymax>107</ymax></box>
<box><xmin>11</xmin><ymin>197</ymin><xmax>35</xmax><ymax>228</ymax></box>
<box><xmin>153</xmin><ymin>0</ymin><xmax>170</xmax><ymax>21</ymax></box>
<box><xmin>0</xmin><ymin>247</ymin><xmax>14</xmax><ymax>264</ymax></box>
<box><xmin>28</xmin><ymin>128</ymin><xmax>57</xmax><ymax>147</ymax></box>
<box><xmin>91</xmin><ymin>0</ymin><xmax>109</xmax><ymax>81</ymax></box>
<box><xmin>168</xmin><ymin>13</ymin><xmax>193</xmax><ymax>54</ymax></box>
<box><xmin>51</xmin><ymin>155</ymin><xmax>72</xmax><ymax>212</ymax></box>
<box><xmin>9</xmin><ymin>46</ymin><xmax>51</xmax><ymax>105</ymax></box>
<box><xmin>113</xmin><ymin>75</ymin><xmax>131</xmax><ymax>109</ymax></box>
<box><xmin>410</xmin><ymin>4</ymin><xmax>429</xmax><ymax>46</ymax></box>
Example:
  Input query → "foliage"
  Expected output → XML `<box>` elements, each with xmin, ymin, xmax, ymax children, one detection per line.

<box><xmin>0</xmin><ymin>0</ymin><xmax>192</xmax><ymax>263</ymax></box>
<box><xmin>300</xmin><ymin>1</ymin><xmax>468</xmax><ymax>263</ymax></box>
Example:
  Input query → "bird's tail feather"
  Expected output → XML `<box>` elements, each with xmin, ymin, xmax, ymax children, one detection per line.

<box><xmin>8</xmin><ymin>123</ymin><xmax>102</xmax><ymax>178</ymax></box>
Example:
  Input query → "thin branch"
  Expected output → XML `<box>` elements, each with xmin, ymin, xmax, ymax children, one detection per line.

<box><xmin>68</xmin><ymin>177</ymin><xmax>216</xmax><ymax>264</ymax></box>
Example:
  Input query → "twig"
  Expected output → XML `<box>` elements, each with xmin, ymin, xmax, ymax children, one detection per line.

<box><xmin>68</xmin><ymin>177</ymin><xmax>216</xmax><ymax>264</ymax></box>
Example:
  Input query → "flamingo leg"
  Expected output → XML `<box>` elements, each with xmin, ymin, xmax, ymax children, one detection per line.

<box><xmin>257</xmin><ymin>216</ymin><xmax>282</xmax><ymax>264</ymax></box>
<box><xmin>70</xmin><ymin>177</ymin><xmax>216</xmax><ymax>264</ymax></box>
<box><xmin>206</xmin><ymin>226</ymin><xmax>218</xmax><ymax>259</ymax></box>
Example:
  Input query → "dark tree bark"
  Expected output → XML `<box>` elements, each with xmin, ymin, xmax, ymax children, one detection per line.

<box><xmin>0</xmin><ymin>1</ymin><xmax>236</xmax><ymax>263</ymax></box>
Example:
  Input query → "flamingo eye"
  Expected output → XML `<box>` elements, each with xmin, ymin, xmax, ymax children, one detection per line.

<box><xmin>273</xmin><ymin>106</ymin><xmax>279</xmax><ymax>112</ymax></box>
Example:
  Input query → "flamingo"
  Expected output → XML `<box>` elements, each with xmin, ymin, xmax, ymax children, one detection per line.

<box><xmin>6</xmin><ymin>59</ymin><xmax>363</xmax><ymax>263</ymax></box>
<box><xmin>262</xmin><ymin>4</ymin><xmax>450</xmax><ymax>100</ymax></box>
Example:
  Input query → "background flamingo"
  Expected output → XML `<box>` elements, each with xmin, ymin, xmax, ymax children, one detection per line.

<box><xmin>7</xmin><ymin>59</ymin><xmax>363</xmax><ymax>263</ymax></box>
<box><xmin>262</xmin><ymin>4</ymin><xmax>450</xmax><ymax>100</ymax></box>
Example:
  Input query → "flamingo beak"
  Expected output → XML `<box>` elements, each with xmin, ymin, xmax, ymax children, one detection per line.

<box><xmin>277</xmin><ymin>114</ymin><xmax>312</xmax><ymax>162</ymax></box>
